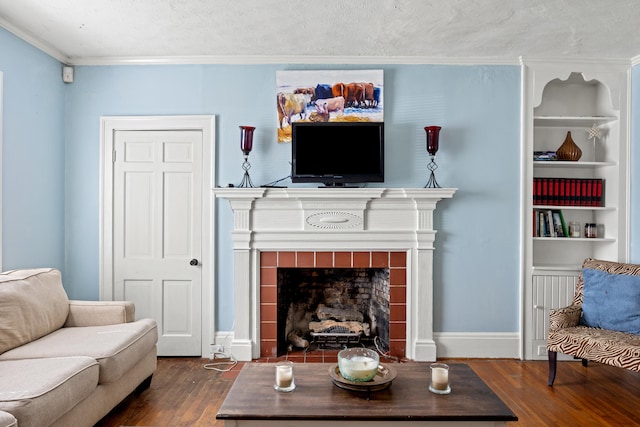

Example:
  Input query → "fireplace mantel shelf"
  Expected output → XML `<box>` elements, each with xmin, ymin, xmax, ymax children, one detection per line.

<box><xmin>214</xmin><ymin>187</ymin><xmax>456</xmax><ymax>200</ymax></box>
<box><xmin>215</xmin><ymin>187</ymin><xmax>456</xmax><ymax>362</ymax></box>
<box><xmin>215</xmin><ymin>187</ymin><xmax>456</xmax><ymax>234</ymax></box>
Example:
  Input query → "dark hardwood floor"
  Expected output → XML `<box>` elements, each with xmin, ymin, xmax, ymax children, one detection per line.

<box><xmin>95</xmin><ymin>356</ymin><xmax>640</xmax><ymax>426</ymax></box>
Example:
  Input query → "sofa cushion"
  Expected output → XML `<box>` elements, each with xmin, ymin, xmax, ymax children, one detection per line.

<box><xmin>0</xmin><ymin>268</ymin><xmax>69</xmax><ymax>354</ymax></box>
<box><xmin>0</xmin><ymin>319</ymin><xmax>157</xmax><ymax>384</ymax></box>
<box><xmin>0</xmin><ymin>357</ymin><xmax>99</xmax><ymax>427</ymax></box>
<box><xmin>0</xmin><ymin>411</ymin><xmax>17</xmax><ymax>427</ymax></box>
<box><xmin>548</xmin><ymin>325</ymin><xmax>640</xmax><ymax>372</ymax></box>
<box><xmin>580</xmin><ymin>267</ymin><xmax>640</xmax><ymax>335</ymax></box>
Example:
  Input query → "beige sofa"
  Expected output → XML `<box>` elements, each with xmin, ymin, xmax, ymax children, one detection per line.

<box><xmin>0</xmin><ymin>268</ymin><xmax>158</xmax><ymax>427</ymax></box>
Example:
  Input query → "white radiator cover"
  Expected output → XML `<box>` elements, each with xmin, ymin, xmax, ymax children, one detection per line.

<box><xmin>532</xmin><ymin>272</ymin><xmax>579</xmax><ymax>359</ymax></box>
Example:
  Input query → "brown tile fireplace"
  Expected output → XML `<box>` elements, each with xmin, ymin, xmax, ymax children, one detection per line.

<box><xmin>259</xmin><ymin>250</ymin><xmax>407</xmax><ymax>358</ymax></box>
<box><xmin>215</xmin><ymin>187</ymin><xmax>455</xmax><ymax>361</ymax></box>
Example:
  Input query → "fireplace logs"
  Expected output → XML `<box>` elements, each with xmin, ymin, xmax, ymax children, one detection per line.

<box><xmin>280</xmin><ymin>267</ymin><xmax>390</xmax><ymax>354</ymax></box>
<box><xmin>309</xmin><ymin>320</ymin><xmax>371</xmax><ymax>336</ymax></box>
<box><xmin>287</xmin><ymin>331</ymin><xmax>309</xmax><ymax>350</ymax></box>
<box><xmin>286</xmin><ymin>304</ymin><xmax>372</xmax><ymax>350</ymax></box>
<box><xmin>316</xmin><ymin>304</ymin><xmax>364</xmax><ymax>323</ymax></box>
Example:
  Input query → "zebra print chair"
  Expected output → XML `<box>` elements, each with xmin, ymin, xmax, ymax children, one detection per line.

<box><xmin>547</xmin><ymin>258</ymin><xmax>640</xmax><ymax>385</ymax></box>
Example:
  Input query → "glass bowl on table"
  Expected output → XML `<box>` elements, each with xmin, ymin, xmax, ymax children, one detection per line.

<box><xmin>337</xmin><ymin>347</ymin><xmax>380</xmax><ymax>382</ymax></box>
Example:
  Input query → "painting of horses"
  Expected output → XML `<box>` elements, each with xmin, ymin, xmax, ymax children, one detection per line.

<box><xmin>276</xmin><ymin>69</ymin><xmax>384</xmax><ymax>143</ymax></box>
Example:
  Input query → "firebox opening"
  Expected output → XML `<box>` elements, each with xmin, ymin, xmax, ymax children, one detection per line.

<box><xmin>277</xmin><ymin>267</ymin><xmax>390</xmax><ymax>356</ymax></box>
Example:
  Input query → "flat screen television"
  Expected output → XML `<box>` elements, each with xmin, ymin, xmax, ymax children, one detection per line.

<box><xmin>291</xmin><ymin>122</ymin><xmax>384</xmax><ymax>187</ymax></box>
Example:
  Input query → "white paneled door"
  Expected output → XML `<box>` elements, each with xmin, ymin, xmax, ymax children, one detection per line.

<box><xmin>113</xmin><ymin>130</ymin><xmax>203</xmax><ymax>356</ymax></box>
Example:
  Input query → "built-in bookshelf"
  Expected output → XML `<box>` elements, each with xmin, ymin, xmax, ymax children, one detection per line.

<box><xmin>521</xmin><ymin>60</ymin><xmax>630</xmax><ymax>361</ymax></box>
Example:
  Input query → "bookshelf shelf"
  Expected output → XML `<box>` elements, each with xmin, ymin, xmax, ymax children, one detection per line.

<box><xmin>533</xmin><ymin>115</ymin><xmax>617</xmax><ymax>127</ymax></box>
<box><xmin>533</xmin><ymin>161</ymin><xmax>616</xmax><ymax>168</ymax></box>
<box><xmin>533</xmin><ymin>205</ymin><xmax>615</xmax><ymax>211</ymax></box>
<box><xmin>532</xmin><ymin>237</ymin><xmax>616</xmax><ymax>242</ymax></box>
<box><xmin>531</xmin><ymin>265</ymin><xmax>582</xmax><ymax>272</ymax></box>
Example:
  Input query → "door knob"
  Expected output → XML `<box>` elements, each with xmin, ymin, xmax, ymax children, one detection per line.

<box><xmin>190</xmin><ymin>259</ymin><xmax>199</xmax><ymax>266</ymax></box>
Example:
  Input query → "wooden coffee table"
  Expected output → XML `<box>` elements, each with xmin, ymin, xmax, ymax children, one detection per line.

<box><xmin>217</xmin><ymin>362</ymin><xmax>517</xmax><ymax>426</ymax></box>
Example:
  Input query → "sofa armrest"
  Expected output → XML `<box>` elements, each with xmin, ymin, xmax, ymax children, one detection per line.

<box><xmin>64</xmin><ymin>300</ymin><xmax>135</xmax><ymax>327</ymax></box>
<box><xmin>548</xmin><ymin>304</ymin><xmax>582</xmax><ymax>332</ymax></box>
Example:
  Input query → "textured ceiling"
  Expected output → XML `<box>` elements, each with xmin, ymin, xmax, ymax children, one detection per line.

<box><xmin>0</xmin><ymin>0</ymin><xmax>639</xmax><ymax>64</ymax></box>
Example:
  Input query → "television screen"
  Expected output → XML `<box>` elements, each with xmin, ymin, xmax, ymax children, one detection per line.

<box><xmin>291</xmin><ymin>122</ymin><xmax>384</xmax><ymax>186</ymax></box>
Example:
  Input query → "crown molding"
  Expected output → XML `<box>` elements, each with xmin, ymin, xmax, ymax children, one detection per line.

<box><xmin>0</xmin><ymin>19</ymin><xmax>69</xmax><ymax>64</ymax></box>
<box><xmin>67</xmin><ymin>54</ymin><xmax>522</xmax><ymax>66</ymax></box>
<box><xmin>60</xmin><ymin>54</ymin><xmax>640</xmax><ymax>68</ymax></box>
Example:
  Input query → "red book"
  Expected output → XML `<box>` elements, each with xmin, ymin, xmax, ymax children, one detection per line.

<box><xmin>545</xmin><ymin>178</ymin><xmax>551</xmax><ymax>206</ymax></box>
<box><xmin>553</xmin><ymin>179</ymin><xmax>560</xmax><ymax>206</ymax></box>
<box><xmin>586</xmin><ymin>179</ymin><xmax>593</xmax><ymax>207</ymax></box>
<box><xmin>596</xmin><ymin>179</ymin><xmax>603</xmax><ymax>207</ymax></box>
<box><xmin>570</xmin><ymin>179</ymin><xmax>577</xmax><ymax>206</ymax></box>
<box><xmin>537</xmin><ymin>179</ymin><xmax>542</xmax><ymax>205</ymax></box>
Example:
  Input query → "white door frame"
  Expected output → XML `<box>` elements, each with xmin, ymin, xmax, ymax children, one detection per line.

<box><xmin>0</xmin><ymin>72</ymin><xmax>3</xmax><ymax>271</ymax></box>
<box><xmin>100</xmin><ymin>115</ymin><xmax>216</xmax><ymax>357</ymax></box>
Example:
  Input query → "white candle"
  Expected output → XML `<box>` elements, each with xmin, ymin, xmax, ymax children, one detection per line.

<box><xmin>431</xmin><ymin>367</ymin><xmax>449</xmax><ymax>391</ymax></box>
<box><xmin>276</xmin><ymin>365</ymin><xmax>293</xmax><ymax>388</ymax></box>
<box><xmin>569</xmin><ymin>222</ymin><xmax>581</xmax><ymax>238</ymax></box>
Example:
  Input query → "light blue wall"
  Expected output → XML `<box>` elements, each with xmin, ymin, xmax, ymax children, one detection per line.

<box><xmin>0</xmin><ymin>28</ymin><xmax>65</xmax><ymax>273</ymax></box>
<box><xmin>10</xmin><ymin>27</ymin><xmax>640</xmax><ymax>336</ymax></box>
<box><xmin>64</xmin><ymin>64</ymin><xmax>521</xmax><ymax>332</ymax></box>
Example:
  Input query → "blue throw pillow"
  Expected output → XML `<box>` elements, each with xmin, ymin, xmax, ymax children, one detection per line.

<box><xmin>580</xmin><ymin>267</ymin><xmax>640</xmax><ymax>335</ymax></box>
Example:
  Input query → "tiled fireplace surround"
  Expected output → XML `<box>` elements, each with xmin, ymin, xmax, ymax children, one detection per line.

<box><xmin>259</xmin><ymin>250</ymin><xmax>407</xmax><ymax>358</ymax></box>
<box><xmin>215</xmin><ymin>187</ymin><xmax>456</xmax><ymax>362</ymax></box>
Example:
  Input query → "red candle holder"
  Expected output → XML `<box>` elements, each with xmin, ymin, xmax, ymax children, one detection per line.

<box><xmin>239</xmin><ymin>126</ymin><xmax>256</xmax><ymax>187</ymax></box>
<box><xmin>424</xmin><ymin>126</ymin><xmax>442</xmax><ymax>188</ymax></box>
<box><xmin>240</xmin><ymin>126</ymin><xmax>255</xmax><ymax>155</ymax></box>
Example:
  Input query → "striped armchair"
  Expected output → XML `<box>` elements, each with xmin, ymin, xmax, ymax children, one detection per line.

<box><xmin>547</xmin><ymin>258</ymin><xmax>640</xmax><ymax>386</ymax></box>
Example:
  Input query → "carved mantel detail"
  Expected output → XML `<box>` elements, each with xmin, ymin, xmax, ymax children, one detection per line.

<box><xmin>305</xmin><ymin>211</ymin><xmax>363</xmax><ymax>230</ymax></box>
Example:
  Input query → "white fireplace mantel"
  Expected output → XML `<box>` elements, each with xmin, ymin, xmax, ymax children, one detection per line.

<box><xmin>215</xmin><ymin>187</ymin><xmax>456</xmax><ymax>361</ymax></box>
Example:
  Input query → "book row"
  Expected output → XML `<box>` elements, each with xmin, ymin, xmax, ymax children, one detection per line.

<box><xmin>533</xmin><ymin>177</ymin><xmax>604</xmax><ymax>207</ymax></box>
<box><xmin>534</xmin><ymin>209</ymin><xmax>568</xmax><ymax>238</ymax></box>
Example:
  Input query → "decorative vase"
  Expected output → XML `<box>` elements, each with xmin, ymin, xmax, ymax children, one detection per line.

<box><xmin>556</xmin><ymin>131</ymin><xmax>582</xmax><ymax>161</ymax></box>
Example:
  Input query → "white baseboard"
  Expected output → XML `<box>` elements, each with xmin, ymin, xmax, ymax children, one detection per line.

<box><xmin>214</xmin><ymin>331</ymin><xmax>521</xmax><ymax>360</ymax></box>
<box><xmin>212</xmin><ymin>331</ymin><xmax>236</xmax><ymax>356</ymax></box>
<box><xmin>434</xmin><ymin>332</ymin><xmax>521</xmax><ymax>359</ymax></box>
